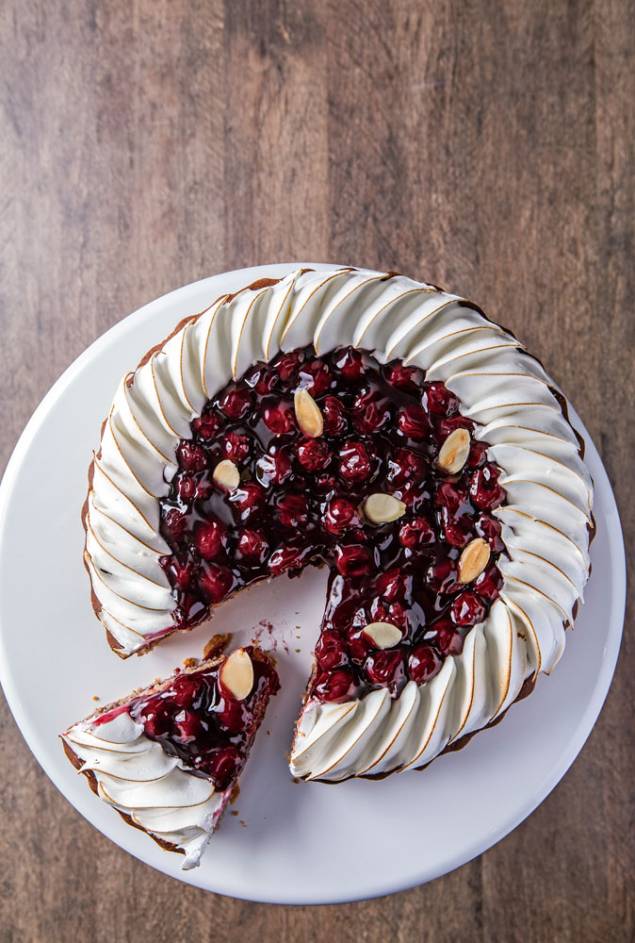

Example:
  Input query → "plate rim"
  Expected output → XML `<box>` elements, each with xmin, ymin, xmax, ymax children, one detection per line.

<box><xmin>0</xmin><ymin>262</ymin><xmax>627</xmax><ymax>904</ymax></box>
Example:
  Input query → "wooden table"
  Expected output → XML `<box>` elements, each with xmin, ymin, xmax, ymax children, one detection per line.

<box><xmin>1</xmin><ymin>2</ymin><xmax>632</xmax><ymax>940</ymax></box>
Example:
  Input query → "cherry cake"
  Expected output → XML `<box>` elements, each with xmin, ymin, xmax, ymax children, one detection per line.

<box><xmin>81</xmin><ymin>266</ymin><xmax>593</xmax><ymax>788</ymax></box>
<box><xmin>62</xmin><ymin>645</ymin><xmax>279</xmax><ymax>868</ymax></box>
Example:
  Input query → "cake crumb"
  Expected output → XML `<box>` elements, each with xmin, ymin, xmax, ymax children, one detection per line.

<box><xmin>251</xmin><ymin>619</ymin><xmax>275</xmax><ymax>647</ymax></box>
<box><xmin>203</xmin><ymin>633</ymin><xmax>231</xmax><ymax>660</ymax></box>
<box><xmin>239</xmin><ymin>819</ymin><xmax>247</xmax><ymax>828</ymax></box>
<box><xmin>91</xmin><ymin>695</ymin><xmax>100</xmax><ymax>702</ymax></box>
<box><xmin>230</xmin><ymin>810</ymin><xmax>239</xmax><ymax>817</ymax></box>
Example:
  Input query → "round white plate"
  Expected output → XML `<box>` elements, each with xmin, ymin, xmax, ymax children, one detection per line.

<box><xmin>0</xmin><ymin>264</ymin><xmax>626</xmax><ymax>904</ymax></box>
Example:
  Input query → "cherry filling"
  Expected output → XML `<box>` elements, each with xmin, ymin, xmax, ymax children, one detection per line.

<box><xmin>158</xmin><ymin>346</ymin><xmax>507</xmax><ymax>704</ymax></box>
<box><xmin>94</xmin><ymin>649</ymin><xmax>279</xmax><ymax>791</ymax></box>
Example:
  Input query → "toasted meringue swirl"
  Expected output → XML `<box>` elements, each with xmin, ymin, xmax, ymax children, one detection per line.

<box><xmin>85</xmin><ymin>266</ymin><xmax>592</xmax><ymax>780</ymax></box>
<box><xmin>63</xmin><ymin>711</ymin><xmax>226</xmax><ymax>868</ymax></box>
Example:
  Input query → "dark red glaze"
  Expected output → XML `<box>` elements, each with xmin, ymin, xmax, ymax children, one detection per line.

<box><xmin>95</xmin><ymin>650</ymin><xmax>279</xmax><ymax>792</ymax></box>
<box><xmin>158</xmin><ymin>346</ymin><xmax>508</xmax><ymax>704</ymax></box>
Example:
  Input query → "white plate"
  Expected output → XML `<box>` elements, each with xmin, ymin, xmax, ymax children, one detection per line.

<box><xmin>0</xmin><ymin>264</ymin><xmax>626</xmax><ymax>904</ymax></box>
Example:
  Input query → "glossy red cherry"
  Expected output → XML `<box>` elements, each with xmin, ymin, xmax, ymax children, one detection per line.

<box><xmin>263</xmin><ymin>401</ymin><xmax>296</xmax><ymax>435</ymax></box>
<box><xmin>256</xmin><ymin>447</ymin><xmax>293</xmax><ymax>486</ymax></box>
<box><xmin>451</xmin><ymin>591</ymin><xmax>486</xmax><ymax>626</ymax></box>
<box><xmin>141</xmin><ymin>707</ymin><xmax>170</xmax><ymax>739</ymax></box>
<box><xmin>222</xmin><ymin>431</ymin><xmax>251</xmax><ymax>463</ymax></box>
<box><xmin>364</xmin><ymin>649</ymin><xmax>405</xmax><ymax>690</ymax></box>
<box><xmin>345</xmin><ymin>625</ymin><xmax>372</xmax><ymax>663</ymax></box>
<box><xmin>297</xmin><ymin>438</ymin><xmax>331</xmax><ymax>472</ymax></box>
<box><xmin>255</xmin><ymin>368</ymin><xmax>278</xmax><ymax>395</ymax></box>
<box><xmin>220</xmin><ymin>388</ymin><xmax>252</xmax><ymax>420</ymax></box>
<box><xmin>426</xmin><ymin>558</ymin><xmax>461</xmax><ymax>594</ymax></box>
<box><xmin>397</xmin><ymin>404</ymin><xmax>429</xmax><ymax>440</ymax></box>
<box><xmin>300</xmin><ymin>359</ymin><xmax>331</xmax><ymax>395</ymax></box>
<box><xmin>433</xmin><ymin>618</ymin><xmax>465</xmax><ymax>655</ymax></box>
<box><xmin>375</xmin><ymin>567</ymin><xmax>406</xmax><ymax>602</ymax></box>
<box><xmin>338</xmin><ymin>440</ymin><xmax>372</xmax><ymax>483</ymax></box>
<box><xmin>176</xmin><ymin>474</ymin><xmax>196</xmax><ymax>502</ymax></box>
<box><xmin>434</xmin><ymin>481</ymin><xmax>466</xmax><ymax>514</ymax></box>
<box><xmin>334</xmin><ymin>347</ymin><xmax>364</xmax><ymax>381</ymax></box>
<box><xmin>245</xmin><ymin>364</ymin><xmax>278</xmax><ymax>395</ymax></box>
<box><xmin>385</xmin><ymin>363</ymin><xmax>419</xmax><ymax>392</ymax></box>
<box><xmin>421</xmin><ymin>381</ymin><xmax>459</xmax><ymax>417</ymax></box>
<box><xmin>198</xmin><ymin>563</ymin><xmax>233</xmax><ymax>603</ymax></box>
<box><xmin>192</xmin><ymin>413</ymin><xmax>223</xmax><ymax>440</ymax></box>
<box><xmin>193</xmin><ymin>519</ymin><xmax>226</xmax><ymax>560</ymax></box>
<box><xmin>315</xmin><ymin>630</ymin><xmax>347</xmax><ymax>670</ymax></box>
<box><xmin>469</xmin><ymin>465</ymin><xmax>505</xmax><ymax>510</ymax></box>
<box><xmin>352</xmin><ymin>394</ymin><xmax>391</xmax><ymax>434</ymax></box>
<box><xmin>475</xmin><ymin>514</ymin><xmax>504</xmax><ymax>551</ymax></box>
<box><xmin>163</xmin><ymin>508</ymin><xmax>188</xmax><ymax>542</ymax></box>
<box><xmin>322</xmin><ymin>395</ymin><xmax>348</xmax><ymax>435</ymax></box>
<box><xmin>207</xmin><ymin>745</ymin><xmax>240</xmax><ymax>790</ymax></box>
<box><xmin>399</xmin><ymin>516</ymin><xmax>436</xmax><ymax>548</ymax></box>
<box><xmin>237</xmin><ymin>529</ymin><xmax>269</xmax><ymax>562</ymax></box>
<box><xmin>324</xmin><ymin>497</ymin><xmax>360</xmax><ymax>535</ymax></box>
<box><xmin>335</xmin><ymin>544</ymin><xmax>372</xmax><ymax>577</ymax></box>
<box><xmin>172</xmin><ymin>676</ymin><xmax>200</xmax><ymax>708</ymax></box>
<box><xmin>229</xmin><ymin>482</ymin><xmax>266</xmax><ymax>517</ymax></box>
<box><xmin>474</xmin><ymin>564</ymin><xmax>503</xmax><ymax>601</ymax></box>
<box><xmin>268</xmin><ymin>544</ymin><xmax>306</xmax><ymax>574</ymax></box>
<box><xmin>174</xmin><ymin>709</ymin><xmax>202</xmax><ymax>743</ymax></box>
<box><xmin>408</xmin><ymin>644</ymin><xmax>442</xmax><ymax>683</ymax></box>
<box><xmin>163</xmin><ymin>557</ymin><xmax>195</xmax><ymax>591</ymax></box>
<box><xmin>439</xmin><ymin>506</ymin><xmax>474</xmax><ymax>548</ymax></box>
<box><xmin>276</xmin><ymin>492</ymin><xmax>309</xmax><ymax>528</ymax></box>
<box><xmin>214</xmin><ymin>697</ymin><xmax>245</xmax><ymax>735</ymax></box>
<box><xmin>177</xmin><ymin>441</ymin><xmax>208</xmax><ymax>472</ymax></box>
<box><xmin>387</xmin><ymin>447</ymin><xmax>426</xmax><ymax>486</ymax></box>
<box><xmin>467</xmin><ymin>440</ymin><xmax>488</xmax><ymax>468</ymax></box>
<box><xmin>275</xmin><ymin>350</ymin><xmax>304</xmax><ymax>383</ymax></box>
<box><xmin>313</xmin><ymin>668</ymin><xmax>356</xmax><ymax>702</ymax></box>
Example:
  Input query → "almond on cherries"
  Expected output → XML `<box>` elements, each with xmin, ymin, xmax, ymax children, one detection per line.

<box><xmin>219</xmin><ymin>648</ymin><xmax>254</xmax><ymax>700</ymax></box>
<box><xmin>213</xmin><ymin>459</ymin><xmax>241</xmax><ymax>492</ymax></box>
<box><xmin>362</xmin><ymin>493</ymin><xmax>407</xmax><ymax>525</ymax></box>
<box><xmin>294</xmin><ymin>388</ymin><xmax>324</xmax><ymax>438</ymax></box>
<box><xmin>363</xmin><ymin>621</ymin><xmax>403</xmax><ymax>649</ymax></box>
<box><xmin>458</xmin><ymin>537</ymin><xmax>491</xmax><ymax>584</ymax></box>
<box><xmin>437</xmin><ymin>427</ymin><xmax>471</xmax><ymax>475</ymax></box>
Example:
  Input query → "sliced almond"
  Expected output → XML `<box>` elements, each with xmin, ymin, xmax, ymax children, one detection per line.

<box><xmin>219</xmin><ymin>648</ymin><xmax>254</xmax><ymax>700</ymax></box>
<box><xmin>363</xmin><ymin>493</ymin><xmax>407</xmax><ymax>525</ymax></box>
<box><xmin>437</xmin><ymin>427</ymin><xmax>471</xmax><ymax>475</ymax></box>
<box><xmin>213</xmin><ymin>459</ymin><xmax>240</xmax><ymax>492</ymax></box>
<box><xmin>458</xmin><ymin>537</ymin><xmax>491</xmax><ymax>584</ymax></box>
<box><xmin>294</xmin><ymin>388</ymin><xmax>324</xmax><ymax>438</ymax></box>
<box><xmin>363</xmin><ymin>621</ymin><xmax>403</xmax><ymax>649</ymax></box>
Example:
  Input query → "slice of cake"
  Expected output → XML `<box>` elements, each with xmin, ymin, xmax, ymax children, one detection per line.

<box><xmin>61</xmin><ymin>646</ymin><xmax>279</xmax><ymax>868</ymax></box>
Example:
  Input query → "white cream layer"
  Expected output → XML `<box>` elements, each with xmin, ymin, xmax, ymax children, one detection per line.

<box><xmin>85</xmin><ymin>266</ymin><xmax>593</xmax><ymax>780</ymax></box>
<box><xmin>63</xmin><ymin>710</ymin><xmax>226</xmax><ymax>868</ymax></box>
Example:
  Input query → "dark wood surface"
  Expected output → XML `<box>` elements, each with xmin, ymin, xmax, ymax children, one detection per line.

<box><xmin>1</xmin><ymin>2</ymin><xmax>633</xmax><ymax>940</ymax></box>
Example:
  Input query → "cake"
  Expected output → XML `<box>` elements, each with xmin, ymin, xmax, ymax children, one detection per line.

<box><xmin>82</xmin><ymin>266</ymin><xmax>593</xmax><ymax>784</ymax></box>
<box><xmin>61</xmin><ymin>646</ymin><xmax>279</xmax><ymax>868</ymax></box>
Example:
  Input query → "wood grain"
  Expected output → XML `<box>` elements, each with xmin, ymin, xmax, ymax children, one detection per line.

<box><xmin>0</xmin><ymin>1</ymin><xmax>633</xmax><ymax>940</ymax></box>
